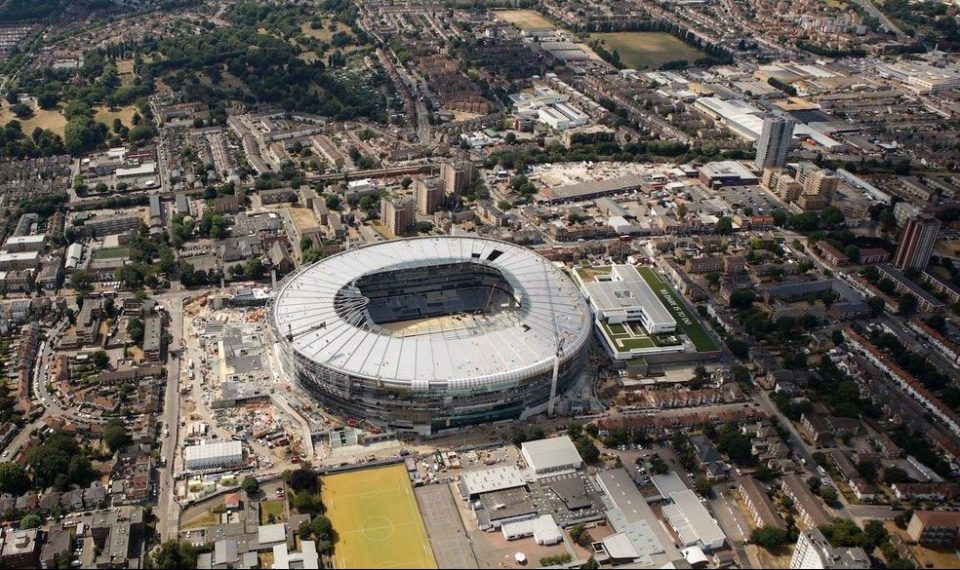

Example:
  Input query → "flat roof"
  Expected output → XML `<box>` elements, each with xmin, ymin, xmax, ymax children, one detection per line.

<box><xmin>3</xmin><ymin>234</ymin><xmax>45</xmax><ymax>245</ymax></box>
<box><xmin>651</xmin><ymin>472</ymin><xmax>688</xmax><ymax>499</ymax></box>
<box><xmin>461</xmin><ymin>466</ymin><xmax>526</xmax><ymax>496</ymax></box>
<box><xmin>521</xmin><ymin>436</ymin><xmax>583</xmax><ymax>473</ymax></box>
<box><xmin>184</xmin><ymin>441</ymin><xmax>243</xmax><ymax>462</ymax></box>
<box><xmin>699</xmin><ymin>161</ymin><xmax>758</xmax><ymax>181</ymax></box>
<box><xmin>664</xmin><ymin>490</ymin><xmax>725</xmax><ymax>548</ymax></box>
<box><xmin>544</xmin><ymin>174</ymin><xmax>646</xmax><ymax>202</ymax></box>
<box><xmin>583</xmin><ymin>265</ymin><xmax>675</xmax><ymax>327</ymax></box>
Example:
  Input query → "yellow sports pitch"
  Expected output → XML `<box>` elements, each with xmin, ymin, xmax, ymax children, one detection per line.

<box><xmin>322</xmin><ymin>464</ymin><xmax>436</xmax><ymax>569</ymax></box>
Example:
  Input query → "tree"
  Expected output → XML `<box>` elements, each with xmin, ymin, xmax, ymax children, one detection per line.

<box><xmin>751</xmin><ymin>526</ymin><xmax>788</xmax><ymax>550</ymax></box>
<box><xmin>20</xmin><ymin>513</ymin><xmax>42</xmax><ymax>529</ymax></box>
<box><xmin>898</xmin><ymin>293</ymin><xmax>917</xmax><ymax>315</ymax></box>
<box><xmin>580</xmin><ymin>556</ymin><xmax>600</xmax><ymax>569</ymax></box>
<box><xmin>716</xmin><ymin>216</ymin><xmax>734</xmax><ymax>235</ymax></box>
<box><xmin>241</xmin><ymin>476</ymin><xmax>260</xmax><ymax>496</ymax></box>
<box><xmin>70</xmin><ymin>270</ymin><xmax>93</xmax><ymax>294</ymax></box>
<box><xmin>575</xmin><ymin>437</ymin><xmax>600</xmax><ymax>463</ymax></box>
<box><xmin>104</xmin><ymin>419</ymin><xmax>131</xmax><ymax>453</ymax></box>
<box><xmin>288</xmin><ymin>468</ymin><xmax>319</xmax><ymax>492</ymax></box>
<box><xmin>729</xmin><ymin>289</ymin><xmax>756</xmax><ymax>309</ymax></box>
<box><xmin>866</xmin><ymin>296</ymin><xmax>885</xmax><ymax>316</ymax></box>
<box><xmin>569</xmin><ymin>524</ymin><xmax>591</xmax><ymax>547</ymax></box>
<box><xmin>727</xmin><ymin>338</ymin><xmax>750</xmax><ymax>359</ymax></box>
<box><xmin>28</xmin><ymin>431</ymin><xmax>93</xmax><ymax>490</ymax></box>
<box><xmin>0</xmin><ymin>462</ymin><xmax>29</xmax><ymax>495</ymax></box>
<box><xmin>864</xmin><ymin>519</ymin><xmax>888</xmax><ymax>549</ymax></box>
<box><xmin>893</xmin><ymin>509</ymin><xmax>913</xmax><ymax>529</ymax></box>
<box><xmin>11</xmin><ymin>103</ymin><xmax>33</xmax><ymax>119</ymax></box>
<box><xmin>152</xmin><ymin>541</ymin><xmax>198</xmax><ymax>569</ymax></box>
<box><xmin>128</xmin><ymin>317</ymin><xmax>144</xmax><ymax>344</ymax></box>
<box><xmin>820</xmin><ymin>486</ymin><xmax>839</xmax><ymax>506</ymax></box>
<box><xmin>91</xmin><ymin>350</ymin><xmax>110</xmax><ymax>370</ymax></box>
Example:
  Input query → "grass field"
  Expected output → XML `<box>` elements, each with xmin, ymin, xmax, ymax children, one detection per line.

<box><xmin>323</xmin><ymin>465</ymin><xmax>436</xmax><ymax>569</ymax></box>
<box><xmin>495</xmin><ymin>9</ymin><xmax>557</xmax><ymax>30</ymax></box>
<box><xmin>588</xmin><ymin>32</ymin><xmax>706</xmax><ymax>70</ymax></box>
<box><xmin>260</xmin><ymin>499</ymin><xmax>287</xmax><ymax>524</ymax></box>
<box><xmin>635</xmin><ymin>266</ymin><xmax>718</xmax><ymax>352</ymax></box>
<box><xmin>95</xmin><ymin>105</ymin><xmax>139</xmax><ymax>129</ymax></box>
<box><xmin>92</xmin><ymin>246</ymin><xmax>131</xmax><ymax>260</ymax></box>
<box><xmin>0</xmin><ymin>102</ymin><xmax>67</xmax><ymax>136</ymax></box>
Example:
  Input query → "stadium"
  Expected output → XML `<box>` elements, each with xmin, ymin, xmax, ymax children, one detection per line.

<box><xmin>270</xmin><ymin>236</ymin><xmax>592</xmax><ymax>434</ymax></box>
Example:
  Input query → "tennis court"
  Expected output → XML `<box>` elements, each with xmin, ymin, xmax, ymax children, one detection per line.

<box><xmin>323</xmin><ymin>464</ymin><xmax>437</xmax><ymax>569</ymax></box>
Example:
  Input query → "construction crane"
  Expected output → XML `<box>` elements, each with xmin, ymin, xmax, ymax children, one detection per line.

<box><xmin>547</xmin><ymin>336</ymin><xmax>564</xmax><ymax>418</ymax></box>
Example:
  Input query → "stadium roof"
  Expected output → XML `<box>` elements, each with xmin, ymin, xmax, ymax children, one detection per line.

<box><xmin>271</xmin><ymin>237</ymin><xmax>592</xmax><ymax>389</ymax></box>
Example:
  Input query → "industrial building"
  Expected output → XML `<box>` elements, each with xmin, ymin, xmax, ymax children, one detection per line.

<box><xmin>661</xmin><ymin>490</ymin><xmax>726</xmax><ymax>551</ymax></box>
<box><xmin>184</xmin><ymin>441</ymin><xmax>244</xmax><ymax>471</ymax></box>
<box><xmin>520</xmin><ymin>436</ymin><xmax>584</xmax><ymax>477</ymax></box>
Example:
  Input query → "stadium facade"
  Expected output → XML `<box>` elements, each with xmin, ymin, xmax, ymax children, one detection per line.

<box><xmin>270</xmin><ymin>236</ymin><xmax>592</xmax><ymax>434</ymax></box>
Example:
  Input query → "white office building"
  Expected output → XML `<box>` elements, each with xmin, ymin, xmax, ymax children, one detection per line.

<box><xmin>583</xmin><ymin>265</ymin><xmax>676</xmax><ymax>334</ymax></box>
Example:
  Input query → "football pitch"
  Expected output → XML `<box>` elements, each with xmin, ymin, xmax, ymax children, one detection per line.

<box><xmin>323</xmin><ymin>464</ymin><xmax>437</xmax><ymax>569</ymax></box>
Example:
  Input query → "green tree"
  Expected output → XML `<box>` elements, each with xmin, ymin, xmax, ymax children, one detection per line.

<box><xmin>20</xmin><ymin>513</ymin><xmax>42</xmax><ymax>529</ymax></box>
<box><xmin>0</xmin><ymin>462</ymin><xmax>29</xmax><ymax>495</ymax></box>
<box><xmin>751</xmin><ymin>526</ymin><xmax>788</xmax><ymax>550</ymax></box>
<box><xmin>28</xmin><ymin>431</ymin><xmax>93</xmax><ymax>489</ymax></box>
<box><xmin>241</xmin><ymin>476</ymin><xmax>260</xmax><ymax>496</ymax></box>
<box><xmin>716</xmin><ymin>216</ymin><xmax>734</xmax><ymax>235</ymax></box>
<box><xmin>70</xmin><ymin>270</ymin><xmax>93</xmax><ymax>294</ymax></box>
<box><xmin>128</xmin><ymin>317</ymin><xmax>144</xmax><ymax>343</ymax></box>
<box><xmin>104</xmin><ymin>419</ymin><xmax>131</xmax><ymax>453</ymax></box>
<box><xmin>152</xmin><ymin>541</ymin><xmax>198</xmax><ymax>569</ymax></box>
<box><xmin>575</xmin><ymin>437</ymin><xmax>600</xmax><ymax>464</ymax></box>
<box><xmin>569</xmin><ymin>524</ymin><xmax>591</xmax><ymax>547</ymax></box>
<box><xmin>820</xmin><ymin>486</ymin><xmax>839</xmax><ymax>506</ymax></box>
<box><xmin>91</xmin><ymin>350</ymin><xmax>110</xmax><ymax>370</ymax></box>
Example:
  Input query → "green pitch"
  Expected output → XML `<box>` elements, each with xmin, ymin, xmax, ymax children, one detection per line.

<box><xmin>323</xmin><ymin>464</ymin><xmax>436</xmax><ymax>569</ymax></box>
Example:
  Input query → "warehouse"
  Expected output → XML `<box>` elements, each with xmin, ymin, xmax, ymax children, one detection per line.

<box><xmin>1</xmin><ymin>234</ymin><xmax>45</xmax><ymax>253</ymax></box>
<box><xmin>184</xmin><ymin>441</ymin><xmax>244</xmax><ymax>471</ymax></box>
<box><xmin>540</xmin><ymin>174</ymin><xmax>646</xmax><ymax>203</ymax></box>
<box><xmin>459</xmin><ymin>466</ymin><xmax>527</xmax><ymax>500</ymax></box>
<box><xmin>521</xmin><ymin>436</ymin><xmax>583</xmax><ymax>478</ymax></box>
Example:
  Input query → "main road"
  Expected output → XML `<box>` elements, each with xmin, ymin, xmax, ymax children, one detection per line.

<box><xmin>155</xmin><ymin>287</ymin><xmax>205</xmax><ymax>541</ymax></box>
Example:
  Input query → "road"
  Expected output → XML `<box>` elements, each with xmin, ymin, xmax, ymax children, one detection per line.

<box><xmin>849</xmin><ymin>0</ymin><xmax>903</xmax><ymax>35</ymax></box>
<box><xmin>155</xmin><ymin>288</ymin><xmax>196</xmax><ymax>541</ymax></box>
<box><xmin>710</xmin><ymin>484</ymin><xmax>753</xmax><ymax>568</ymax></box>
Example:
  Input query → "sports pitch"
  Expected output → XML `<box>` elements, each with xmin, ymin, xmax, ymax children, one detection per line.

<box><xmin>323</xmin><ymin>464</ymin><xmax>437</xmax><ymax>569</ymax></box>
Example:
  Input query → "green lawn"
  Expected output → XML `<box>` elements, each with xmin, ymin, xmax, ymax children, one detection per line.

<box><xmin>575</xmin><ymin>266</ymin><xmax>612</xmax><ymax>284</ymax></box>
<box><xmin>604</xmin><ymin>322</ymin><xmax>628</xmax><ymax>336</ymax></box>
<box><xmin>588</xmin><ymin>32</ymin><xmax>706</xmax><ymax>70</ymax></box>
<box><xmin>259</xmin><ymin>499</ymin><xmax>287</xmax><ymax>524</ymax></box>
<box><xmin>92</xmin><ymin>246</ymin><xmax>130</xmax><ymax>260</ymax></box>
<box><xmin>618</xmin><ymin>337</ymin><xmax>656</xmax><ymax>350</ymax></box>
<box><xmin>635</xmin><ymin>267</ymin><xmax>718</xmax><ymax>352</ymax></box>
